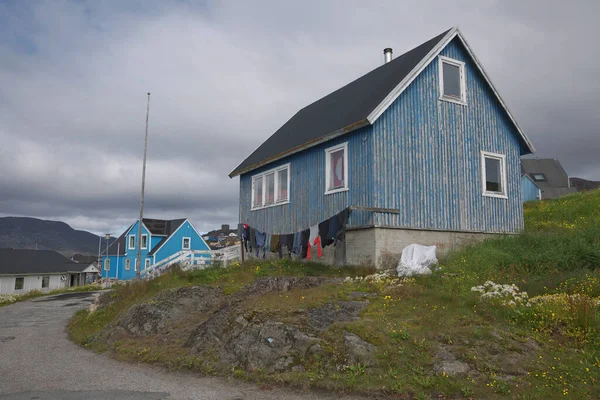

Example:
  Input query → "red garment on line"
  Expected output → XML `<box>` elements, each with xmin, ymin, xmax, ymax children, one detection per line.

<box><xmin>306</xmin><ymin>236</ymin><xmax>322</xmax><ymax>259</ymax></box>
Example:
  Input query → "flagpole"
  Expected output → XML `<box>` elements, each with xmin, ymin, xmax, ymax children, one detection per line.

<box><xmin>136</xmin><ymin>93</ymin><xmax>151</xmax><ymax>279</ymax></box>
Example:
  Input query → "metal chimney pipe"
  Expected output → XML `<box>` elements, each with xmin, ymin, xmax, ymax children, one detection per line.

<box><xmin>383</xmin><ymin>48</ymin><xmax>393</xmax><ymax>64</ymax></box>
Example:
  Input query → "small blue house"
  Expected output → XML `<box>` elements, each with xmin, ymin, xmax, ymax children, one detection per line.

<box><xmin>101</xmin><ymin>218</ymin><xmax>210</xmax><ymax>280</ymax></box>
<box><xmin>521</xmin><ymin>174</ymin><xmax>541</xmax><ymax>202</ymax></box>
<box><xmin>229</xmin><ymin>27</ymin><xmax>536</xmax><ymax>268</ymax></box>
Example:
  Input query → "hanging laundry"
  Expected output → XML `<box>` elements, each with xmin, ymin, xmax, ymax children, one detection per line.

<box><xmin>327</xmin><ymin>214</ymin><xmax>340</xmax><ymax>246</ymax></box>
<box><xmin>280</xmin><ymin>234</ymin><xmax>293</xmax><ymax>258</ymax></box>
<box><xmin>249</xmin><ymin>228</ymin><xmax>257</xmax><ymax>251</ymax></box>
<box><xmin>255</xmin><ymin>230</ymin><xmax>266</xmax><ymax>257</ymax></box>
<box><xmin>300</xmin><ymin>229</ymin><xmax>310</xmax><ymax>258</ymax></box>
<box><xmin>270</xmin><ymin>234</ymin><xmax>280</xmax><ymax>253</ymax></box>
<box><xmin>318</xmin><ymin>219</ymin><xmax>332</xmax><ymax>248</ymax></box>
<box><xmin>242</xmin><ymin>224</ymin><xmax>251</xmax><ymax>252</ymax></box>
<box><xmin>307</xmin><ymin>235</ymin><xmax>322</xmax><ymax>259</ymax></box>
<box><xmin>292</xmin><ymin>232</ymin><xmax>301</xmax><ymax>255</ymax></box>
<box><xmin>307</xmin><ymin>225</ymin><xmax>322</xmax><ymax>259</ymax></box>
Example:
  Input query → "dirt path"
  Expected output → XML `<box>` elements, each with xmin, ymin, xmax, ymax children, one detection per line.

<box><xmin>0</xmin><ymin>292</ymin><xmax>369</xmax><ymax>400</ymax></box>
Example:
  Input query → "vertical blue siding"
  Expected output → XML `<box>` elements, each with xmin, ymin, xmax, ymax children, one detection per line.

<box><xmin>239</xmin><ymin>37</ymin><xmax>526</xmax><ymax>235</ymax></box>
<box><xmin>522</xmin><ymin>176</ymin><xmax>541</xmax><ymax>202</ymax></box>
<box><xmin>239</xmin><ymin>126</ymin><xmax>374</xmax><ymax>233</ymax></box>
<box><xmin>372</xmin><ymin>38</ymin><xmax>524</xmax><ymax>233</ymax></box>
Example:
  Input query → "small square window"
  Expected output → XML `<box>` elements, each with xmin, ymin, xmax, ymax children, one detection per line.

<box><xmin>15</xmin><ymin>277</ymin><xmax>24</xmax><ymax>290</ymax></box>
<box><xmin>182</xmin><ymin>237</ymin><xmax>191</xmax><ymax>250</ymax></box>
<box><xmin>481</xmin><ymin>151</ymin><xmax>507</xmax><ymax>198</ymax></box>
<box><xmin>128</xmin><ymin>235</ymin><xmax>135</xmax><ymax>250</ymax></box>
<box><xmin>325</xmin><ymin>142</ymin><xmax>348</xmax><ymax>194</ymax></box>
<box><xmin>41</xmin><ymin>276</ymin><xmax>50</xmax><ymax>289</ymax></box>
<box><xmin>125</xmin><ymin>259</ymin><xmax>131</xmax><ymax>271</ymax></box>
<box><xmin>439</xmin><ymin>56</ymin><xmax>466</xmax><ymax>104</ymax></box>
<box><xmin>532</xmin><ymin>173</ymin><xmax>546</xmax><ymax>182</ymax></box>
<box><xmin>145</xmin><ymin>259</ymin><xmax>151</xmax><ymax>269</ymax></box>
<box><xmin>141</xmin><ymin>234</ymin><xmax>148</xmax><ymax>249</ymax></box>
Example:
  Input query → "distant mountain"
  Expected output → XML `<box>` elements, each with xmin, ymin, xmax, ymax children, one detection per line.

<box><xmin>0</xmin><ymin>217</ymin><xmax>112</xmax><ymax>257</ymax></box>
<box><xmin>570</xmin><ymin>177</ymin><xmax>600</xmax><ymax>192</ymax></box>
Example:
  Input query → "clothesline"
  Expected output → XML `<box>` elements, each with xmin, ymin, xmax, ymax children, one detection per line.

<box><xmin>241</xmin><ymin>208</ymin><xmax>351</xmax><ymax>260</ymax></box>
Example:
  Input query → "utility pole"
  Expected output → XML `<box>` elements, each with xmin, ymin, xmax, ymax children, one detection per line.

<box><xmin>136</xmin><ymin>93</ymin><xmax>151</xmax><ymax>279</ymax></box>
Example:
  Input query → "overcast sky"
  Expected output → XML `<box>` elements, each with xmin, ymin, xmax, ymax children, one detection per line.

<box><xmin>1</xmin><ymin>0</ymin><xmax>598</xmax><ymax>235</ymax></box>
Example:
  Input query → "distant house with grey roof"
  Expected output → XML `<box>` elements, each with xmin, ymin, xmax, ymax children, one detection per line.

<box><xmin>521</xmin><ymin>158</ymin><xmax>577</xmax><ymax>200</ymax></box>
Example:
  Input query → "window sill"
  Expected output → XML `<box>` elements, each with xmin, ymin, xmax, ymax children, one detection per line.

<box><xmin>251</xmin><ymin>200</ymin><xmax>290</xmax><ymax>211</ymax></box>
<box><xmin>483</xmin><ymin>192</ymin><xmax>508</xmax><ymax>200</ymax></box>
<box><xmin>439</xmin><ymin>96</ymin><xmax>467</xmax><ymax>106</ymax></box>
<box><xmin>325</xmin><ymin>187</ymin><xmax>349</xmax><ymax>196</ymax></box>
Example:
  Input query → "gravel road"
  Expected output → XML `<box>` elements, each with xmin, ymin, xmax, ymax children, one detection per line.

<box><xmin>0</xmin><ymin>292</ymin><xmax>369</xmax><ymax>400</ymax></box>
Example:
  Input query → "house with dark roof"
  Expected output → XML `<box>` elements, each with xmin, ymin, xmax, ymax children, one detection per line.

<box><xmin>521</xmin><ymin>174</ymin><xmax>542</xmax><ymax>203</ymax></box>
<box><xmin>521</xmin><ymin>158</ymin><xmax>577</xmax><ymax>200</ymax></box>
<box><xmin>100</xmin><ymin>218</ymin><xmax>210</xmax><ymax>280</ymax></box>
<box><xmin>0</xmin><ymin>249</ymin><xmax>96</xmax><ymax>294</ymax></box>
<box><xmin>230</xmin><ymin>26</ymin><xmax>536</xmax><ymax>267</ymax></box>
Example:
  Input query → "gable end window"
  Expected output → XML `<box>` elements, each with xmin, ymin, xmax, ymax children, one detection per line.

<box><xmin>251</xmin><ymin>164</ymin><xmax>291</xmax><ymax>210</ymax></box>
<box><xmin>128</xmin><ymin>235</ymin><xmax>135</xmax><ymax>250</ymax></box>
<box><xmin>439</xmin><ymin>56</ymin><xmax>466</xmax><ymax>105</ymax></box>
<box><xmin>325</xmin><ymin>142</ymin><xmax>349</xmax><ymax>195</ymax></box>
<box><xmin>182</xmin><ymin>237</ymin><xmax>191</xmax><ymax>250</ymax></box>
<box><xmin>481</xmin><ymin>151</ymin><xmax>507</xmax><ymax>199</ymax></box>
<box><xmin>141</xmin><ymin>234</ymin><xmax>148</xmax><ymax>249</ymax></box>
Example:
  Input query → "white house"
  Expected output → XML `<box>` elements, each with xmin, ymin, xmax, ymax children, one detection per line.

<box><xmin>0</xmin><ymin>249</ymin><xmax>96</xmax><ymax>294</ymax></box>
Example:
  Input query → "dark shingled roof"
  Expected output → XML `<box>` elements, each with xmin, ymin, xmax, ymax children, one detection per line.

<box><xmin>102</xmin><ymin>219</ymin><xmax>187</xmax><ymax>257</ymax></box>
<box><xmin>521</xmin><ymin>158</ymin><xmax>578</xmax><ymax>199</ymax></box>
<box><xmin>229</xmin><ymin>29</ymin><xmax>451</xmax><ymax>177</ymax></box>
<box><xmin>0</xmin><ymin>249</ymin><xmax>86</xmax><ymax>275</ymax></box>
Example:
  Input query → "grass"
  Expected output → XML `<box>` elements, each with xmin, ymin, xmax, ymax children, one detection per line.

<box><xmin>0</xmin><ymin>283</ymin><xmax>103</xmax><ymax>307</ymax></box>
<box><xmin>70</xmin><ymin>189</ymin><xmax>600</xmax><ymax>399</ymax></box>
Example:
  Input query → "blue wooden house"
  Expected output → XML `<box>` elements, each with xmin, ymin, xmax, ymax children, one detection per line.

<box><xmin>521</xmin><ymin>174</ymin><xmax>541</xmax><ymax>202</ymax></box>
<box><xmin>101</xmin><ymin>218</ymin><xmax>210</xmax><ymax>280</ymax></box>
<box><xmin>229</xmin><ymin>27</ymin><xmax>536</xmax><ymax>268</ymax></box>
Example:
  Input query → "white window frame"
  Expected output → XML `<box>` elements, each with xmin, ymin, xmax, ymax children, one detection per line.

<box><xmin>145</xmin><ymin>259</ymin><xmax>151</xmax><ymax>269</ymax></box>
<box><xmin>250</xmin><ymin>163</ymin><xmax>291</xmax><ymax>210</ymax></box>
<box><xmin>141</xmin><ymin>234</ymin><xmax>148</xmax><ymax>249</ymax></box>
<box><xmin>182</xmin><ymin>237</ymin><xmax>191</xmax><ymax>250</ymax></box>
<box><xmin>325</xmin><ymin>142</ymin><xmax>349</xmax><ymax>195</ymax></box>
<box><xmin>104</xmin><ymin>258</ymin><xmax>110</xmax><ymax>271</ymax></box>
<box><xmin>481</xmin><ymin>151</ymin><xmax>507</xmax><ymax>199</ymax></box>
<box><xmin>41</xmin><ymin>276</ymin><xmax>50</xmax><ymax>289</ymax></box>
<box><xmin>128</xmin><ymin>235</ymin><xmax>135</xmax><ymax>250</ymax></box>
<box><xmin>14</xmin><ymin>277</ymin><xmax>24</xmax><ymax>291</ymax></box>
<box><xmin>125</xmin><ymin>258</ymin><xmax>131</xmax><ymax>271</ymax></box>
<box><xmin>439</xmin><ymin>56</ymin><xmax>467</xmax><ymax>105</ymax></box>
<box><xmin>134</xmin><ymin>258</ymin><xmax>138</xmax><ymax>272</ymax></box>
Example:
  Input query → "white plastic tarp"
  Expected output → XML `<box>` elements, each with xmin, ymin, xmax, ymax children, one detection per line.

<box><xmin>396</xmin><ymin>244</ymin><xmax>438</xmax><ymax>277</ymax></box>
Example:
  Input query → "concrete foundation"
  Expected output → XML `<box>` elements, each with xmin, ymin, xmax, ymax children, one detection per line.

<box><xmin>347</xmin><ymin>227</ymin><xmax>497</xmax><ymax>269</ymax></box>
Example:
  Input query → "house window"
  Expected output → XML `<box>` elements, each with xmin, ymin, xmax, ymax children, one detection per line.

<box><xmin>134</xmin><ymin>259</ymin><xmax>138</xmax><ymax>272</ymax></box>
<box><xmin>14</xmin><ymin>277</ymin><xmax>24</xmax><ymax>290</ymax></box>
<box><xmin>145</xmin><ymin>259</ymin><xmax>151</xmax><ymax>269</ymax></box>
<box><xmin>41</xmin><ymin>276</ymin><xmax>50</xmax><ymax>289</ymax></box>
<box><xmin>182</xmin><ymin>237</ymin><xmax>191</xmax><ymax>250</ymax></box>
<box><xmin>141</xmin><ymin>234</ymin><xmax>148</xmax><ymax>249</ymax></box>
<box><xmin>125</xmin><ymin>258</ymin><xmax>131</xmax><ymax>271</ymax></box>
<box><xmin>104</xmin><ymin>258</ymin><xmax>110</xmax><ymax>271</ymax></box>
<box><xmin>251</xmin><ymin>164</ymin><xmax>291</xmax><ymax>209</ymax></box>
<box><xmin>439</xmin><ymin>56</ymin><xmax>466</xmax><ymax>104</ymax></box>
<box><xmin>128</xmin><ymin>235</ymin><xmax>135</xmax><ymax>250</ymax></box>
<box><xmin>532</xmin><ymin>173</ymin><xmax>546</xmax><ymax>182</ymax></box>
<box><xmin>481</xmin><ymin>151</ymin><xmax>507</xmax><ymax>198</ymax></box>
<box><xmin>325</xmin><ymin>142</ymin><xmax>349</xmax><ymax>194</ymax></box>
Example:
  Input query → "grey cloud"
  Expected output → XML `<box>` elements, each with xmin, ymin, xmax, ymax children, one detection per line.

<box><xmin>0</xmin><ymin>0</ymin><xmax>598</xmax><ymax>235</ymax></box>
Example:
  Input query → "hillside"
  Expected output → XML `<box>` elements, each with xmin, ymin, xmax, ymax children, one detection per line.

<box><xmin>570</xmin><ymin>177</ymin><xmax>600</xmax><ymax>192</ymax></box>
<box><xmin>0</xmin><ymin>217</ymin><xmax>108</xmax><ymax>257</ymax></box>
<box><xmin>71</xmin><ymin>190</ymin><xmax>600</xmax><ymax>399</ymax></box>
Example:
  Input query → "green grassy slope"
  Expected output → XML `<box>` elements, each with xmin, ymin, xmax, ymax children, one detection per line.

<box><xmin>70</xmin><ymin>190</ymin><xmax>600</xmax><ymax>399</ymax></box>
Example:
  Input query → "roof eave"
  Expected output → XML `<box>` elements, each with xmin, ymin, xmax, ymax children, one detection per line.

<box><xmin>229</xmin><ymin>118</ymin><xmax>370</xmax><ymax>177</ymax></box>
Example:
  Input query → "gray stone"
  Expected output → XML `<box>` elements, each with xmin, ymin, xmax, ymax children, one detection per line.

<box><xmin>343</xmin><ymin>331</ymin><xmax>378</xmax><ymax>367</ymax></box>
<box><xmin>307</xmin><ymin>301</ymin><xmax>368</xmax><ymax>330</ymax></box>
<box><xmin>433</xmin><ymin>347</ymin><xmax>471</xmax><ymax>376</ymax></box>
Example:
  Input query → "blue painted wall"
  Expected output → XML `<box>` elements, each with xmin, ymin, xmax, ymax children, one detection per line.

<box><xmin>153</xmin><ymin>220</ymin><xmax>210</xmax><ymax>263</ymax></box>
<box><xmin>150</xmin><ymin>235</ymin><xmax>164</xmax><ymax>250</ymax></box>
<box><xmin>522</xmin><ymin>175</ymin><xmax>541</xmax><ymax>202</ymax></box>
<box><xmin>239</xmin><ymin>125</ymin><xmax>374</xmax><ymax>234</ymax></box>
<box><xmin>371</xmin><ymin>38</ymin><xmax>524</xmax><ymax>233</ymax></box>
<box><xmin>239</xmin><ymin>37</ymin><xmax>527</xmax><ymax>235</ymax></box>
